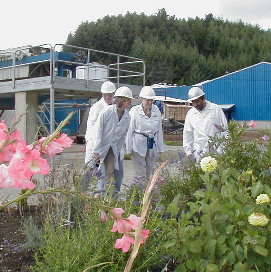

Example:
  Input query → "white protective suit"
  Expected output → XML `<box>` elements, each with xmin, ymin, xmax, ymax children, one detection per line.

<box><xmin>183</xmin><ymin>100</ymin><xmax>228</xmax><ymax>161</ymax></box>
<box><xmin>92</xmin><ymin>104</ymin><xmax>130</xmax><ymax>169</ymax></box>
<box><xmin>85</xmin><ymin>97</ymin><xmax>108</xmax><ymax>163</ymax></box>
<box><xmin>126</xmin><ymin>104</ymin><xmax>164</xmax><ymax>182</ymax></box>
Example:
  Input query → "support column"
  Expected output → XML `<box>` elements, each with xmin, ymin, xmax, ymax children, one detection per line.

<box><xmin>15</xmin><ymin>92</ymin><xmax>38</xmax><ymax>143</ymax></box>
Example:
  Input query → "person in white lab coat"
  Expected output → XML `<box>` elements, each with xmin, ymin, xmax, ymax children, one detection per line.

<box><xmin>92</xmin><ymin>86</ymin><xmax>133</xmax><ymax>194</ymax></box>
<box><xmin>126</xmin><ymin>86</ymin><xmax>164</xmax><ymax>188</ymax></box>
<box><xmin>84</xmin><ymin>81</ymin><xmax>124</xmax><ymax>194</ymax></box>
<box><xmin>183</xmin><ymin>86</ymin><xmax>228</xmax><ymax>162</ymax></box>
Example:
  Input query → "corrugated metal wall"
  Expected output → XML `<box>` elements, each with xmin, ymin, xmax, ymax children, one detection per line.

<box><xmin>154</xmin><ymin>86</ymin><xmax>192</xmax><ymax>100</ymax></box>
<box><xmin>202</xmin><ymin>62</ymin><xmax>271</xmax><ymax>121</ymax></box>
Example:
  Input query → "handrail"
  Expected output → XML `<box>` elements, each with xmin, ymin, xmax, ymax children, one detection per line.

<box><xmin>0</xmin><ymin>43</ymin><xmax>146</xmax><ymax>134</ymax></box>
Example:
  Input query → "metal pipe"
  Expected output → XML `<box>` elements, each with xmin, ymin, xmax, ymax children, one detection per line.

<box><xmin>117</xmin><ymin>55</ymin><xmax>120</xmax><ymax>88</ymax></box>
<box><xmin>55</xmin><ymin>43</ymin><xmax>143</xmax><ymax>61</ymax></box>
<box><xmin>143</xmin><ymin>61</ymin><xmax>146</xmax><ymax>86</ymax></box>
<box><xmin>109</xmin><ymin>60</ymin><xmax>144</xmax><ymax>66</ymax></box>
<box><xmin>86</xmin><ymin>50</ymin><xmax>90</xmax><ymax>88</ymax></box>
<box><xmin>12</xmin><ymin>51</ymin><xmax>16</xmax><ymax>89</ymax></box>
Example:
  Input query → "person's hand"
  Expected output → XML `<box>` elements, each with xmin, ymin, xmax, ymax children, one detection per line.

<box><xmin>186</xmin><ymin>153</ymin><xmax>195</xmax><ymax>161</ymax></box>
<box><xmin>92</xmin><ymin>153</ymin><xmax>100</xmax><ymax>163</ymax></box>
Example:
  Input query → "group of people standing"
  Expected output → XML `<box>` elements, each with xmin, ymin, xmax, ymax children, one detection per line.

<box><xmin>84</xmin><ymin>81</ymin><xmax>228</xmax><ymax>196</ymax></box>
<box><xmin>84</xmin><ymin>81</ymin><xmax>163</xmax><ymax>196</ymax></box>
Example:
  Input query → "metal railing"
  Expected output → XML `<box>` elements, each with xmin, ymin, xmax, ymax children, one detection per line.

<box><xmin>0</xmin><ymin>43</ymin><xmax>146</xmax><ymax>134</ymax></box>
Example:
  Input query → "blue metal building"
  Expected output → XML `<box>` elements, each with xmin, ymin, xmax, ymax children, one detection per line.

<box><xmin>200</xmin><ymin>62</ymin><xmax>271</xmax><ymax>121</ymax></box>
<box><xmin>154</xmin><ymin>86</ymin><xmax>191</xmax><ymax>100</ymax></box>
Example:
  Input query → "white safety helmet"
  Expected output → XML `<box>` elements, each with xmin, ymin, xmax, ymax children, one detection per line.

<box><xmin>188</xmin><ymin>87</ymin><xmax>205</xmax><ymax>102</ymax></box>
<box><xmin>101</xmin><ymin>81</ymin><xmax>116</xmax><ymax>94</ymax></box>
<box><xmin>114</xmin><ymin>86</ymin><xmax>133</xmax><ymax>99</ymax></box>
<box><xmin>139</xmin><ymin>86</ymin><xmax>156</xmax><ymax>99</ymax></box>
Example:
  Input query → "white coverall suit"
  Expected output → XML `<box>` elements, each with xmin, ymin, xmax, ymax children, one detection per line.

<box><xmin>84</xmin><ymin>98</ymin><xmax>124</xmax><ymax>193</ymax></box>
<box><xmin>92</xmin><ymin>104</ymin><xmax>130</xmax><ymax>192</ymax></box>
<box><xmin>126</xmin><ymin>104</ymin><xmax>164</xmax><ymax>187</ymax></box>
<box><xmin>183</xmin><ymin>100</ymin><xmax>228</xmax><ymax>162</ymax></box>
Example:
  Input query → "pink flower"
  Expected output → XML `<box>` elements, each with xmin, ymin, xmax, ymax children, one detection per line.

<box><xmin>111</xmin><ymin>212</ymin><xmax>141</xmax><ymax>233</ymax></box>
<box><xmin>0</xmin><ymin>130</ymin><xmax>8</xmax><ymax>149</ymax></box>
<box><xmin>249</xmin><ymin>120</ymin><xmax>256</xmax><ymax>128</ymax></box>
<box><xmin>111</xmin><ymin>208</ymin><xmax>125</xmax><ymax>218</ymax></box>
<box><xmin>111</xmin><ymin>218</ymin><xmax>133</xmax><ymax>233</ymax></box>
<box><xmin>44</xmin><ymin>141</ymin><xmax>63</xmax><ymax>157</ymax></box>
<box><xmin>25</xmin><ymin>149</ymin><xmax>50</xmax><ymax>174</ymax></box>
<box><xmin>100</xmin><ymin>210</ymin><xmax>109</xmax><ymax>222</ymax></box>
<box><xmin>0</xmin><ymin>120</ymin><xmax>8</xmax><ymax>131</ymax></box>
<box><xmin>139</xmin><ymin>229</ymin><xmax>150</xmax><ymax>244</ymax></box>
<box><xmin>114</xmin><ymin>235</ymin><xmax>135</xmax><ymax>253</ymax></box>
<box><xmin>0</xmin><ymin>164</ymin><xmax>15</xmax><ymax>188</ymax></box>
<box><xmin>261</xmin><ymin>135</ymin><xmax>269</xmax><ymax>141</ymax></box>
<box><xmin>127</xmin><ymin>214</ymin><xmax>141</xmax><ymax>230</ymax></box>
<box><xmin>55</xmin><ymin>133</ymin><xmax>73</xmax><ymax>148</ymax></box>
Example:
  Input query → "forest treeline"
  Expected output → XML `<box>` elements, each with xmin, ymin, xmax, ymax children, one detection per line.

<box><xmin>66</xmin><ymin>9</ymin><xmax>271</xmax><ymax>85</ymax></box>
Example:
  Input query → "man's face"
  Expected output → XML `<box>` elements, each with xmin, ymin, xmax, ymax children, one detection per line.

<box><xmin>142</xmin><ymin>98</ymin><xmax>153</xmax><ymax>110</ymax></box>
<box><xmin>115</xmin><ymin>97</ymin><xmax>132</xmax><ymax>109</ymax></box>
<box><xmin>103</xmin><ymin>92</ymin><xmax>115</xmax><ymax>105</ymax></box>
<box><xmin>191</xmin><ymin>96</ymin><xmax>206</xmax><ymax>111</ymax></box>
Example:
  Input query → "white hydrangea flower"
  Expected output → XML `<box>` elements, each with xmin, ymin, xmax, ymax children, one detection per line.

<box><xmin>248</xmin><ymin>213</ymin><xmax>269</xmax><ymax>226</ymax></box>
<box><xmin>200</xmin><ymin>156</ymin><xmax>218</xmax><ymax>173</ymax></box>
<box><xmin>256</xmin><ymin>194</ymin><xmax>270</xmax><ymax>204</ymax></box>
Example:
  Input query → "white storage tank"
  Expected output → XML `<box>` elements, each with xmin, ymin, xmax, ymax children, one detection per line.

<box><xmin>76</xmin><ymin>62</ymin><xmax>108</xmax><ymax>81</ymax></box>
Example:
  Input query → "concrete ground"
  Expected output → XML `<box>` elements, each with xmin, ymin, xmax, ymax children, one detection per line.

<box><xmin>0</xmin><ymin>142</ymin><xmax>182</xmax><ymax>205</ymax></box>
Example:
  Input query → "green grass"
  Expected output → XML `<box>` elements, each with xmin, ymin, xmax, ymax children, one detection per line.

<box><xmin>164</xmin><ymin>141</ymin><xmax>182</xmax><ymax>146</ymax></box>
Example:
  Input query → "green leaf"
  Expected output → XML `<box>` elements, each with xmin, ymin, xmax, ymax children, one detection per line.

<box><xmin>194</xmin><ymin>189</ymin><xmax>205</xmax><ymax>198</ymax></box>
<box><xmin>163</xmin><ymin>240</ymin><xmax>176</xmax><ymax>249</ymax></box>
<box><xmin>251</xmin><ymin>182</ymin><xmax>263</xmax><ymax>198</ymax></box>
<box><xmin>188</xmin><ymin>240</ymin><xmax>202</xmax><ymax>254</ymax></box>
<box><xmin>226</xmin><ymin>251</ymin><xmax>236</xmax><ymax>266</ymax></box>
<box><xmin>214</xmin><ymin>213</ymin><xmax>229</xmax><ymax>223</ymax></box>
<box><xmin>205</xmin><ymin>263</ymin><xmax>219</xmax><ymax>272</ymax></box>
<box><xmin>174</xmin><ymin>263</ymin><xmax>187</xmax><ymax>272</ymax></box>
<box><xmin>167</xmin><ymin>194</ymin><xmax>180</xmax><ymax>217</ymax></box>
<box><xmin>233</xmin><ymin>262</ymin><xmax>246</xmax><ymax>272</ymax></box>
<box><xmin>200</xmin><ymin>172</ymin><xmax>210</xmax><ymax>183</ymax></box>
<box><xmin>186</xmin><ymin>259</ymin><xmax>195</xmax><ymax>270</ymax></box>
<box><xmin>253</xmin><ymin>245</ymin><xmax>268</xmax><ymax>256</ymax></box>
<box><xmin>205</xmin><ymin>239</ymin><xmax>216</xmax><ymax>259</ymax></box>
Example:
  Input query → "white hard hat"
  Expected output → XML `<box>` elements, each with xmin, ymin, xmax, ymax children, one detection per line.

<box><xmin>114</xmin><ymin>86</ymin><xmax>133</xmax><ymax>99</ymax></box>
<box><xmin>188</xmin><ymin>87</ymin><xmax>205</xmax><ymax>101</ymax></box>
<box><xmin>101</xmin><ymin>81</ymin><xmax>116</xmax><ymax>94</ymax></box>
<box><xmin>139</xmin><ymin>86</ymin><xmax>156</xmax><ymax>99</ymax></box>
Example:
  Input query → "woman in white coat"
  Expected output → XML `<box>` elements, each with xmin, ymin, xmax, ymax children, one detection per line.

<box><xmin>126</xmin><ymin>86</ymin><xmax>164</xmax><ymax>188</ymax></box>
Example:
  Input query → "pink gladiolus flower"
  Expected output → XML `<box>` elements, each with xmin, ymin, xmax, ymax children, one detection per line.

<box><xmin>44</xmin><ymin>141</ymin><xmax>63</xmax><ymax>157</ymax></box>
<box><xmin>55</xmin><ymin>133</ymin><xmax>73</xmax><ymax>148</ymax></box>
<box><xmin>0</xmin><ymin>164</ymin><xmax>15</xmax><ymax>188</ymax></box>
<box><xmin>139</xmin><ymin>229</ymin><xmax>150</xmax><ymax>244</ymax></box>
<box><xmin>111</xmin><ymin>212</ymin><xmax>141</xmax><ymax>233</ymax></box>
<box><xmin>100</xmin><ymin>210</ymin><xmax>109</xmax><ymax>222</ymax></box>
<box><xmin>111</xmin><ymin>208</ymin><xmax>125</xmax><ymax>218</ymax></box>
<box><xmin>114</xmin><ymin>235</ymin><xmax>135</xmax><ymax>253</ymax></box>
<box><xmin>0</xmin><ymin>120</ymin><xmax>8</xmax><ymax>131</ymax></box>
<box><xmin>249</xmin><ymin>120</ymin><xmax>256</xmax><ymax>128</ymax></box>
<box><xmin>0</xmin><ymin>130</ymin><xmax>8</xmax><ymax>149</ymax></box>
<box><xmin>111</xmin><ymin>218</ymin><xmax>133</xmax><ymax>233</ymax></box>
<box><xmin>127</xmin><ymin>214</ymin><xmax>141</xmax><ymax>230</ymax></box>
<box><xmin>261</xmin><ymin>135</ymin><xmax>269</xmax><ymax>141</ymax></box>
<box><xmin>24</xmin><ymin>149</ymin><xmax>50</xmax><ymax>174</ymax></box>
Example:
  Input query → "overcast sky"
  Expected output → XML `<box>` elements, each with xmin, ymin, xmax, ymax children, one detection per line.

<box><xmin>1</xmin><ymin>0</ymin><xmax>271</xmax><ymax>51</ymax></box>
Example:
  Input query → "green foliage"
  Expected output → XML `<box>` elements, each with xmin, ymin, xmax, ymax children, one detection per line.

<box><xmin>32</xmin><ymin>191</ymin><xmax>167</xmax><ymax>272</ymax></box>
<box><xmin>159</xmin><ymin>121</ymin><xmax>271</xmax><ymax>271</ymax></box>
<box><xmin>66</xmin><ymin>9</ymin><xmax>271</xmax><ymax>85</ymax></box>
<box><xmin>22</xmin><ymin>216</ymin><xmax>44</xmax><ymax>250</ymax></box>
